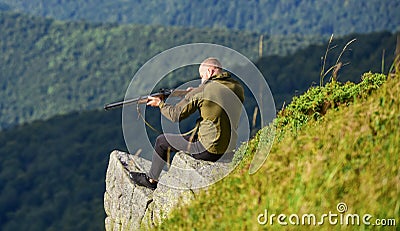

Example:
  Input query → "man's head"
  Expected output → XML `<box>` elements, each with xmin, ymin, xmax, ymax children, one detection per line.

<box><xmin>199</xmin><ymin>57</ymin><xmax>223</xmax><ymax>83</ymax></box>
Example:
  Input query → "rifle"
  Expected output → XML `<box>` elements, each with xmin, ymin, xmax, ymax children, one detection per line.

<box><xmin>104</xmin><ymin>88</ymin><xmax>189</xmax><ymax>111</ymax></box>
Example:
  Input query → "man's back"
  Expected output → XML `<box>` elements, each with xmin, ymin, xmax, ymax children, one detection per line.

<box><xmin>191</xmin><ymin>72</ymin><xmax>244</xmax><ymax>154</ymax></box>
<box><xmin>129</xmin><ymin>58</ymin><xmax>245</xmax><ymax>189</ymax></box>
<box><xmin>159</xmin><ymin>71</ymin><xmax>244</xmax><ymax>154</ymax></box>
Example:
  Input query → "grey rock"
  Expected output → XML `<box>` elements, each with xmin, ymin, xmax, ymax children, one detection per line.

<box><xmin>165</xmin><ymin>152</ymin><xmax>233</xmax><ymax>190</ymax></box>
<box><xmin>104</xmin><ymin>150</ymin><xmax>233</xmax><ymax>230</ymax></box>
<box><xmin>104</xmin><ymin>150</ymin><xmax>154</xmax><ymax>231</ymax></box>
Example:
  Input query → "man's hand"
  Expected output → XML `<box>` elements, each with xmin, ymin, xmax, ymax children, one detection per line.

<box><xmin>147</xmin><ymin>96</ymin><xmax>162</xmax><ymax>107</ymax></box>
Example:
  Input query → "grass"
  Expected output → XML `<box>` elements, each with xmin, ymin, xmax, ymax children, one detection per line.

<box><xmin>155</xmin><ymin>71</ymin><xmax>399</xmax><ymax>230</ymax></box>
<box><xmin>276</xmin><ymin>72</ymin><xmax>387</xmax><ymax>135</ymax></box>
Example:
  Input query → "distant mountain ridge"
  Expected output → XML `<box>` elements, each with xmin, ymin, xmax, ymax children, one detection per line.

<box><xmin>0</xmin><ymin>0</ymin><xmax>399</xmax><ymax>35</ymax></box>
<box><xmin>0</xmin><ymin>10</ymin><xmax>397</xmax><ymax>131</ymax></box>
<box><xmin>0</xmin><ymin>11</ymin><xmax>327</xmax><ymax>130</ymax></box>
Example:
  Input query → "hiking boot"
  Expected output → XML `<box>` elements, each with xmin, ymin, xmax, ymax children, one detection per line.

<box><xmin>128</xmin><ymin>172</ymin><xmax>157</xmax><ymax>190</ymax></box>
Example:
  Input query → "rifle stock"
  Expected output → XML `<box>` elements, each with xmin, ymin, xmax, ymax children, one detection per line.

<box><xmin>104</xmin><ymin>89</ymin><xmax>189</xmax><ymax>111</ymax></box>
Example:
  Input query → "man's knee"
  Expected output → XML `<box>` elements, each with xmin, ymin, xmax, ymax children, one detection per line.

<box><xmin>155</xmin><ymin>134</ymin><xmax>168</xmax><ymax>149</ymax></box>
<box><xmin>154</xmin><ymin>134</ymin><xmax>170</xmax><ymax>159</ymax></box>
<box><xmin>155</xmin><ymin>134</ymin><xmax>167</xmax><ymax>147</ymax></box>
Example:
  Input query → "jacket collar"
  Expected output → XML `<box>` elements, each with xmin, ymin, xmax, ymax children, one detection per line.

<box><xmin>208</xmin><ymin>71</ymin><xmax>230</xmax><ymax>81</ymax></box>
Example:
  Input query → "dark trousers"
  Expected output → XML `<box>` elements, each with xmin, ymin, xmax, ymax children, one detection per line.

<box><xmin>148</xmin><ymin>133</ymin><xmax>221</xmax><ymax>180</ymax></box>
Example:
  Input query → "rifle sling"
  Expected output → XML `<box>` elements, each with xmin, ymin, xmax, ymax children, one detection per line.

<box><xmin>135</xmin><ymin>102</ymin><xmax>197</xmax><ymax>137</ymax></box>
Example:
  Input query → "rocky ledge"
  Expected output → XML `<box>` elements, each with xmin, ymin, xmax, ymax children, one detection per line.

<box><xmin>104</xmin><ymin>150</ymin><xmax>233</xmax><ymax>230</ymax></box>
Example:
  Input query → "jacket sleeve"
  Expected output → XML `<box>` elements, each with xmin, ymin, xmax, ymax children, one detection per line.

<box><xmin>159</xmin><ymin>90</ymin><xmax>201</xmax><ymax>122</ymax></box>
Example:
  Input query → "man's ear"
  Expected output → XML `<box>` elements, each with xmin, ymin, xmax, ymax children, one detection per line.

<box><xmin>207</xmin><ymin>68</ymin><xmax>213</xmax><ymax>77</ymax></box>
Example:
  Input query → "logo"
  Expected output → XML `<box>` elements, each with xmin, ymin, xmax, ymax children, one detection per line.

<box><xmin>122</xmin><ymin>43</ymin><xmax>276</xmax><ymax>189</ymax></box>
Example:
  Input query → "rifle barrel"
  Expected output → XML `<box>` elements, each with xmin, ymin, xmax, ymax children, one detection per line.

<box><xmin>104</xmin><ymin>96</ymin><xmax>145</xmax><ymax>110</ymax></box>
<box><xmin>103</xmin><ymin>89</ymin><xmax>190</xmax><ymax>111</ymax></box>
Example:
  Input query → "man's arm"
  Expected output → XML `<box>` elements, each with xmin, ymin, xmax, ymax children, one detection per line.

<box><xmin>147</xmin><ymin>88</ymin><xmax>200</xmax><ymax>122</ymax></box>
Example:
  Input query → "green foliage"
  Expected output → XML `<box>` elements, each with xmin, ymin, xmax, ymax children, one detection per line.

<box><xmin>0</xmin><ymin>10</ymin><xmax>398</xmax><ymax>230</ymax></box>
<box><xmin>1</xmin><ymin>0</ymin><xmax>399</xmax><ymax>36</ymax></box>
<box><xmin>0</xmin><ymin>109</ymin><xmax>126</xmax><ymax>231</ymax></box>
<box><xmin>0</xmin><ymin>11</ymin><xmax>327</xmax><ymax>130</ymax></box>
<box><xmin>159</xmin><ymin>72</ymin><xmax>399</xmax><ymax>230</ymax></box>
<box><xmin>1</xmin><ymin>11</ymin><xmax>397</xmax><ymax>131</ymax></box>
<box><xmin>255</xmin><ymin>31</ymin><xmax>397</xmax><ymax>110</ymax></box>
<box><xmin>276</xmin><ymin>72</ymin><xmax>387</xmax><ymax>133</ymax></box>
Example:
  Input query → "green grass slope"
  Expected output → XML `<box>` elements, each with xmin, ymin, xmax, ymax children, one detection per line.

<box><xmin>159</xmin><ymin>72</ymin><xmax>399</xmax><ymax>230</ymax></box>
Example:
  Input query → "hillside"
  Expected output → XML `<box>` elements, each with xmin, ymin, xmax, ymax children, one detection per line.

<box><xmin>159</xmin><ymin>72</ymin><xmax>399</xmax><ymax>230</ymax></box>
<box><xmin>0</xmin><ymin>10</ymin><xmax>398</xmax><ymax>229</ymax></box>
<box><xmin>0</xmin><ymin>109</ymin><xmax>126</xmax><ymax>230</ymax></box>
<box><xmin>0</xmin><ymin>71</ymin><xmax>397</xmax><ymax>230</ymax></box>
<box><xmin>0</xmin><ymin>0</ymin><xmax>399</xmax><ymax>36</ymax></box>
<box><xmin>256</xmin><ymin>31</ymin><xmax>397</xmax><ymax>108</ymax></box>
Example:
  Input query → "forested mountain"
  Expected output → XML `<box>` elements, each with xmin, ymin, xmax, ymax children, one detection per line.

<box><xmin>0</xmin><ymin>10</ymin><xmax>397</xmax><ymax>131</ymax></box>
<box><xmin>0</xmin><ymin>29</ymin><xmax>397</xmax><ymax>230</ymax></box>
<box><xmin>0</xmin><ymin>0</ymin><xmax>399</xmax><ymax>36</ymax></box>
<box><xmin>0</xmin><ymin>1</ymin><xmax>398</xmax><ymax>230</ymax></box>
<box><xmin>0</xmin><ymin>109</ymin><xmax>125</xmax><ymax>230</ymax></box>
<box><xmin>0</xmin><ymin>11</ymin><xmax>326</xmax><ymax>130</ymax></box>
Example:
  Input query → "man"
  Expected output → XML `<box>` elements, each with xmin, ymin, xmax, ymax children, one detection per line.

<box><xmin>129</xmin><ymin>57</ymin><xmax>245</xmax><ymax>190</ymax></box>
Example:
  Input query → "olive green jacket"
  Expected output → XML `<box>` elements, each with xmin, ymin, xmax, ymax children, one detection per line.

<box><xmin>159</xmin><ymin>72</ymin><xmax>245</xmax><ymax>154</ymax></box>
